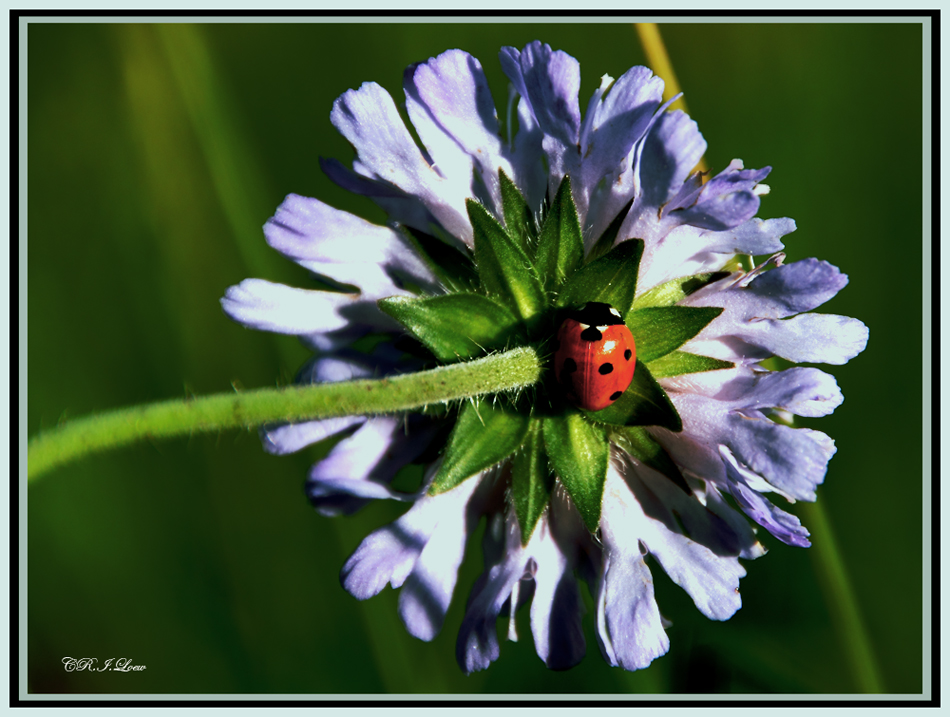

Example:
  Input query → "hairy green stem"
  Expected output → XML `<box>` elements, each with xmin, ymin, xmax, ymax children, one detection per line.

<box><xmin>28</xmin><ymin>347</ymin><xmax>541</xmax><ymax>482</ymax></box>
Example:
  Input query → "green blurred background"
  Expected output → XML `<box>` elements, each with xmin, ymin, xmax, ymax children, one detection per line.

<box><xmin>26</xmin><ymin>21</ymin><xmax>925</xmax><ymax>695</ymax></box>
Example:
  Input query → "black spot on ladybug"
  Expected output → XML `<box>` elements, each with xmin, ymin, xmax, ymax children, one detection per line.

<box><xmin>598</xmin><ymin>362</ymin><xmax>614</xmax><ymax>375</ymax></box>
<box><xmin>580</xmin><ymin>325</ymin><xmax>603</xmax><ymax>341</ymax></box>
<box><xmin>560</xmin><ymin>359</ymin><xmax>577</xmax><ymax>394</ymax></box>
<box><xmin>609</xmin><ymin>391</ymin><xmax>623</xmax><ymax>401</ymax></box>
<box><xmin>624</xmin><ymin>349</ymin><xmax>632</xmax><ymax>360</ymax></box>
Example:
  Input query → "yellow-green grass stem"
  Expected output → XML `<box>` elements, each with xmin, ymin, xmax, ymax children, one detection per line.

<box><xmin>28</xmin><ymin>347</ymin><xmax>541</xmax><ymax>482</ymax></box>
<box><xmin>634</xmin><ymin>23</ymin><xmax>708</xmax><ymax>174</ymax></box>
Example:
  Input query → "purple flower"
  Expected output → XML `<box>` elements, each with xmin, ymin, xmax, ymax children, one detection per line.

<box><xmin>222</xmin><ymin>41</ymin><xmax>868</xmax><ymax>673</ymax></box>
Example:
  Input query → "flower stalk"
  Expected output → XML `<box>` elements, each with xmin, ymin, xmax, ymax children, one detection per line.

<box><xmin>27</xmin><ymin>346</ymin><xmax>541</xmax><ymax>481</ymax></box>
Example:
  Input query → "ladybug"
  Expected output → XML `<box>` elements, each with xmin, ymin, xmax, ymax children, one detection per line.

<box><xmin>553</xmin><ymin>302</ymin><xmax>637</xmax><ymax>411</ymax></box>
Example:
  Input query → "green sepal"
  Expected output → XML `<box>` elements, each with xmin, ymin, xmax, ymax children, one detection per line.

<box><xmin>398</xmin><ymin>225</ymin><xmax>478</xmax><ymax>293</ymax></box>
<box><xmin>608</xmin><ymin>425</ymin><xmax>691</xmax><ymax>494</ymax></box>
<box><xmin>534</xmin><ymin>175</ymin><xmax>584</xmax><ymax>292</ymax></box>
<box><xmin>378</xmin><ymin>293</ymin><xmax>522</xmax><ymax>363</ymax></box>
<box><xmin>430</xmin><ymin>400</ymin><xmax>531</xmax><ymax>495</ymax></box>
<box><xmin>499</xmin><ymin>168</ymin><xmax>536</xmax><ymax>253</ymax></box>
<box><xmin>585</xmin><ymin>197</ymin><xmax>634</xmax><ymax>264</ymax></box>
<box><xmin>626</xmin><ymin>306</ymin><xmax>723</xmax><ymax>363</ymax></box>
<box><xmin>468</xmin><ymin>199</ymin><xmax>546</xmax><ymax>328</ymax></box>
<box><xmin>647</xmin><ymin>351</ymin><xmax>734</xmax><ymax>379</ymax></box>
<box><xmin>543</xmin><ymin>412</ymin><xmax>608</xmax><ymax>533</ymax></box>
<box><xmin>510</xmin><ymin>419</ymin><xmax>554</xmax><ymax>544</ymax></box>
<box><xmin>557</xmin><ymin>239</ymin><xmax>643</xmax><ymax>318</ymax></box>
<box><xmin>584</xmin><ymin>360</ymin><xmax>682</xmax><ymax>432</ymax></box>
<box><xmin>632</xmin><ymin>271</ymin><xmax>731</xmax><ymax>310</ymax></box>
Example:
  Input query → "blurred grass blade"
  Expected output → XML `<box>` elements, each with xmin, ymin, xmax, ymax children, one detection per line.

<box><xmin>155</xmin><ymin>24</ymin><xmax>283</xmax><ymax>279</ymax></box>
<box><xmin>800</xmin><ymin>500</ymin><xmax>885</xmax><ymax>692</ymax></box>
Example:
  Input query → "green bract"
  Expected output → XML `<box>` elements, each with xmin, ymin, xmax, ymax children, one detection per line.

<box><xmin>381</xmin><ymin>172</ymin><xmax>735</xmax><ymax>543</ymax></box>
<box><xmin>582</xmin><ymin>360</ymin><xmax>682</xmax><ymax>431</ymax></box>
<box><xmin>379</xmin><ymin>294</ymin><xmax>523</xmax><ymax>362</ymax></box>
<box><xmin>543</xmin><ymin>412</ymin><xmax>608</xmax><ymax>532</ymax></box>
<box><xmin>557</xmin><ymin>238</ymin><xmax>642</xmax><ymax>315</ymax></box>
<box><xmin>509</xmin><ymin>420</ymin><xmax>555</xmax><ymax>541</ymax></box>
<box><xmin>626</xmin><ymin>306</ymin><xmax>723</xmax><ymax>363</ymax></box>
<box><xmin>430</xmin><ymin>401</ymin><xmax>531</xmax><ymax>495</ymax></box>
<box><xmin>468</xmin><ymin>200</ymin><xmax>546</xmax><ymax>330</ymax></box>
<box><xmin>608</xmin><ymin>425</ymin><xmax>691</xmax><ymax>495</ymax></box>
<box><xmin>534</xmin><ymin>176</ymin><xmax>584</xmax><ymax>291</ymax></box>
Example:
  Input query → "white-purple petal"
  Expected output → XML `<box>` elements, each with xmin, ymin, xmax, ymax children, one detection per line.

<box><xmin>743</xmin><ymin>257</ymin><xmax>850</xmax><ymax>315</ymax></box>
<box><xmin>679</xmin><ymin>259</ymin><xmax>870</xmax><ymax>365</ymax></box>
<box><xmin>686</xmin><ymin>258</ymin><xmax>847</xmax><ymax>318</ymax></box>
<box><xmin>528</xmin><ymin>495</ymin><xmax>587</xmax><ymax>669</ymax></box>
<box><xmin>648</xmin><ymin>424</ymin><xmax>728</xmax><ymax>486</ymax></box>
<box><xmin>624</xmin><ymin>452</ymin><xmax>758</xmax><ymax>560</ymax></box>
<box><xmin>699</xmin><ymin>216</ymin><xmax>795</xmax><ymax>257</ymax></box>
<box><xmin>456</xmin><ymin>511</ymin><xmax>528</xmax><ymax>673</ymax></box>
<box><xmin>507</xmin><ymin>92</ymin><xmax>547</xmax><ymax>212</ymax></box>
<box><xmin>665</xmin><ymin>381</ymin><xmax>837</xmax><ymax>502</ymax></box>
<box><xmin>616</xmin><ymin>464</ymin><xmax>745</xmax><ymax>621</ymax></box>
<box><xmin>398</xmin><ymin>474</ymin><xmax>486</xmax><ymax>641</ymax></box>
<box><xmin>340</xmin><ymin>517</ymin><xmax>430</xmax><ymax>600</ymax></box>
<box><xmin>578</xmin><ymin>73</ymin><xmax>612</xmax><ymax>159</ymax></box>
<box><xmin>636</xmin><ymin>225</ymin><xmax>734</xmax><ymax>292</ymax></box>
<box><xmin>724</xmin><ymin>413</ymin><xmax>835</xmax><ymax>501</ymax></box>
<box><xmin>576</xmin><ymin>66</ymin><xmax>664</xmax><ymax>236</ymax></box>
<box><xmin>264</xmin><ymin>193</ymin><xmax>393</xmax><ymax>261</ymax></box>
<box><xmin>667</xmin><ymin>366</ymin><xmax>843</xmax><ymax>419</ymax></box>
<box><xmin>665</xmin><ymin>159</ymin><xmax>771</xmax><ymax>232</ymax></box>
<box><xmin>732</xmin><ymin>482</ymin><xmax>811</xmax><ymax>548</ymax></box>
<box><xmin>620</xmin><ymin>109</ymin><xmax>706</xmax><ymax>246</ymax></box>
<box><xmin>595</xmin><ymin>467</ymin><xmax>671</xmax><ymax>670</ymax></box>
<box><xmin>506</xmin><ymin>41</ymin><xmax>581</xmax><ymax>152</ymax></box>
<box><xmin>594</xmin><ymin>548</ymin><xmax>669</xmax><ymax>671</ymax></box>
<box><xmin>330</xmin><ymin>82</ymin><xmax>474</xmax><ymax>248</ymax></box>
<box><xmin>263</xmin><ymin>193</ymin><xmax>440</xmax><ymax>296</ymax></box>
<box><xmin>261</xmin><ymin>416</ymin><xmax>362</xmax><ymax>456</ymax></box>
<box><xmin>221</xmin><ymin>279</ymin><xmax>355</xmax><ymax>335</ymax></box>
<box><xmin>580</xmin><ymin>66</ymin><xmax>663</xmax><ymax>180</ymax></box>
<box><xmin>405</xmin><ymin>50</ymin><xmax>512</xmax><ymax>219</ymax></box>
<box><xmin>221</xmin><ymin>278</ymin><xmax>404</xmax><ymax>341</ymax></box>
<box><xmin>341</xmin><ymin>473</ymin><xmax>482</xmax><ymax>602</ymax></box>
<box><xmin>741</xmin><ymin>367</ymin><xmax>844</xmax><ymax>418</ymax></box>
<box><xmin>721</xmin><ymin>450</ymin><xmax>811</xmax><ymax>548</ymax></box>
<box><xmin>310</xmin><ymin>417</ymin><xmax>425</xmax><ymax>487</ymax></box>
<box><xmin>749</xmin><ymin>313</ymin><xmax>870</xmax><ymax>365</ymax></box>
<box><xmin>308</xmin><ymin>477</ymin><xmax>412</xmax><ymax>516</ymax></box>
<box><xmin>307</xmin><ymin>416</ymin><xmax>437</xmax><ymax>516</ymax></box>
<box><xmin>701</xmin><ymin>482</ymin><xmax>767</xmax><ymax>560</ymax></box>
<box><xmin>319</xmin><ymin>156</ymin><xmax>447</xmax><ymax>243</ymax></box>
<box><xmin>502</xmin><ymin>42</ymin><xmax>582</xmax><ymax>200</ymax></box>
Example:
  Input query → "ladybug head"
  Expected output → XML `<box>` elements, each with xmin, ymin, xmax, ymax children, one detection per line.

<box><xmin>571</xmin><ymin>301</ymin><xmax>624</xmax><ymax>327</ymax></box>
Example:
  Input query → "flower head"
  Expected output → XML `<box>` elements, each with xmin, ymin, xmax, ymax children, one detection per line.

<box><xmin>222</xmin><ymin>41</ymin><xmax>868</xmax><ymax>673</ymax></box>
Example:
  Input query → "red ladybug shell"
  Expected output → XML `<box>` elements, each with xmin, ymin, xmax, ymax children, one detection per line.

<box><xmin>554</xmin><ymin>302</ymin><xmax>637</xmax><ymax>412</ymax></box>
